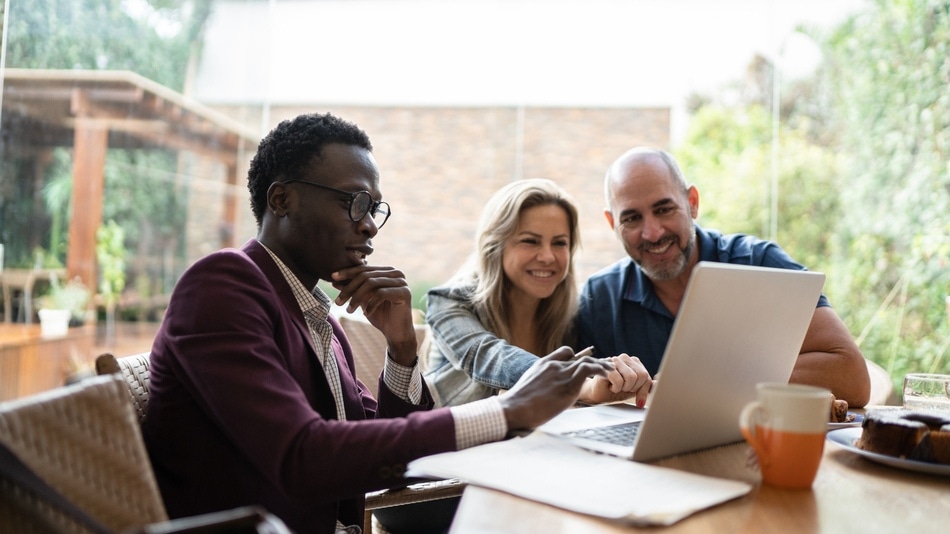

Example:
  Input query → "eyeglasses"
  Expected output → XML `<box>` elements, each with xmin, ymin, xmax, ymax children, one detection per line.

<box><xmin>282</xmin><ymin>179</ymin><xmax>391</xmax><ymax>228</ymax></box>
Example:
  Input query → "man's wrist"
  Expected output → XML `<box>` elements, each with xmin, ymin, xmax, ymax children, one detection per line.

<box><xmin>387</xmin><ymin>340</ymin><xmax>418</xmax><ymax>366</ymax></box>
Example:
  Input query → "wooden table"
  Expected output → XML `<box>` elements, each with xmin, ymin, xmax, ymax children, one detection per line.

<box><xmin>0</xmin><ymin>323</ymin><xmax>94</xmax><ymax>401</ymax></box>
<box><xmin>449</xmin><ymin>427</ymin><xmax>950</xmax><ymax>533</ymax></box>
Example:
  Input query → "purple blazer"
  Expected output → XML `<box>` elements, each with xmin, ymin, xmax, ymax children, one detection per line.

<box><xmin>142</xmin><ymin>240</ymin><xmax>457</xmax><ymax>534</ymax></box>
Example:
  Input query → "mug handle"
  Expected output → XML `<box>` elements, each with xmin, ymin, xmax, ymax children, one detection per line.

<box><xmin>739</xmin><ymin>401</ymin><xmax>765</xmax><ymax>447</ymax></box>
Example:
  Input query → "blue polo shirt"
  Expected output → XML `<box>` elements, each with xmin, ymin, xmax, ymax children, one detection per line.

<box><xmin>575</xmin><ymin>225</ymin><xmax>829</xmax><ymax>375</ymax></box>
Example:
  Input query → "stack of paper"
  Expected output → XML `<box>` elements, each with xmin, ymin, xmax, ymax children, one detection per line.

<box><xmin>407</xmin><ymin>433</ymin><xmax>751</xmax><ymax>526</ymax></box>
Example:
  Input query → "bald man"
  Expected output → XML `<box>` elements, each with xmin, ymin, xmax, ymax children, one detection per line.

<box><xmin>574</xmin><ymin>147</ymin><xmax>870</xmax><ymax>407</ymax></box>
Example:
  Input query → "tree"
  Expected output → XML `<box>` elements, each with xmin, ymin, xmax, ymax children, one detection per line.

<box><xmin>5</xmin><ymin>0</ymin><xmax>211</xmax><ymax>91</ymax></box>
<box><xmin>1</xmin><ymin>0</ymin><xmax>213</xmax><ymax>307</ymax></box>
<box><xmin>822</xmin><ymin>0</ymin><xmax>950</xmax><ymax>380</ymax></box>
<box><xmin>675</xmin><ymin>72</ymin><xmax>844</xmax><ymax>283</ymax></box>
<box><xmin>678</xmin><ymin>1</ymin><xmax>950</xmax><ymax>387</ymax></box>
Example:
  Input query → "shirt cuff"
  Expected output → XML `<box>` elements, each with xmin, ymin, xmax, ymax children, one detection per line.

<box><xmin>450</xmin><ymin>397</ymin><xmax>508</xmax><ymax>450</ymax></box>
<box><xmin>383</xmin><ymin>351</ymin><xmax>423</xmax><ymax>404</ymax></box>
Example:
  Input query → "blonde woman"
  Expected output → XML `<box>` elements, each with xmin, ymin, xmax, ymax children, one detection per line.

<box><xmin>425</xmin><ymin>178</ymin><xmax>651</xmax><ymax>407</ymax></box>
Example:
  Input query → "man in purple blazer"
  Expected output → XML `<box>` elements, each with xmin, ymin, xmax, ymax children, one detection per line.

<box><xmin>142</xmin><ymin>113</ymin><xmax>616</xmax><ymax>534</ymax></box>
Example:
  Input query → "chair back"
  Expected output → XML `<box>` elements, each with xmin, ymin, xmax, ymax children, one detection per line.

<box><xmin>338</xmin><ymin>315</ymin><xmax>431</xmax><ymax>397</ymax></box>
<box><xmin>91</xmin><ymin>340</ymin><xmax>454</xmax><ymax>534</ymax></box>
<box><xmin>865</xmin><ymin>358</ymin><xmax>895</xmax><ymax>406</ymax></box>
<box><xmin>96</xmin><ymin>352</ymin><xmax>152</xmax><ymax>423</ymax></box>
<box><xmin>0</xmin><ymin>375</ymin><xmax>168</xmax><ymax>533</ymax></box>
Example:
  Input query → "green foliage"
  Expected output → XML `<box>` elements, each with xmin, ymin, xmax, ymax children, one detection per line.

<box><xmin>5</xmin><ymin>0</ymin><xmax>211</xmax><ymax>91</ymax></box>
<box><xmin>36</xmin><ymin>148</ymin><xmax>189</xmax><ymax>278</ymax></box>
<box><xmin>40</xmin><ymin>275</ymin><xmax>91</xmax><ymax>323</ymax></box>
<box><xmin>678</xmin><ymin>0</ymin><xmax>950</xmax><ymax>391</ymax></box>
<box><xmin>40</xmin><ymin>149</ymin><xmax>74</xmax><ymax>263</ymax></box>
<box><xmin>4</xmin><ymin>0</ymin><xmax>212</xmax><ymax>300</ymax></box>
<box><xmin>822</xmin><ymin>0</ymin><xmax>950</xmax><ymax>382</ymax></box>
<box><xmin>676</xmin><ymin>105</ymin><xmax>772</xmax><ymax>237</ymax></box>
<box><xmin>99</xmin><ymin>150</ymin><xmax>189</xmax><ymax>257</ymax></box>
<box><xmin>674</xmin><ymin>105</ymin><xmax>842</xmax><ymax>275</ymax></box>
<box><xmin>96</xmin><ymin>220</ymin><xmax>127</xmax><ymax>305</ymax></box>
<box><xmin>411</xmin><ymin>280</ymin><xmax>438</xmax><ymax>314</ymax></box>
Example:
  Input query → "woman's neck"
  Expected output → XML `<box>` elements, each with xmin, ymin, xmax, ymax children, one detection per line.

<box><xmin>506</xmin><ymin>295</ymin><xmax>541</xmax><ymax>354</ymax></box>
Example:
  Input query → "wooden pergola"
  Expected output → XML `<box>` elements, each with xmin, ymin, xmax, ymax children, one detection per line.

<box><xmin>1</xmin><ymin>68</ymin><xmax>260</xmax><ymax>291</ymax></box>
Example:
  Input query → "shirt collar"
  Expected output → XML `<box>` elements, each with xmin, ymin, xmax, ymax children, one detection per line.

<box><xmin>695</xmin><ymin>224</ymin><xmax>717</xmax><ymax>262</ymax></box>
<box><xmin>258</xmin><ymin>241</ymin><xmax>331</xmax><ymax>321</ymax></box>
<box><xmin>621</xmin><ymin>224</ymin><xmax>708</xmax><ymax>316</ymax></box>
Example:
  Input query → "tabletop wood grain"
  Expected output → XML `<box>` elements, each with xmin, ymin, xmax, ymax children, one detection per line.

<box><xmin>449</xmin><ymin>428</ymin><xmax>950</xmax><ymax>533</ymax></box>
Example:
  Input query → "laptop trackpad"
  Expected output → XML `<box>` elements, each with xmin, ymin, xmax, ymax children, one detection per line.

<box><xmin>536</xmin><ymin>403</ymin><xmax>646</xmax><ymax>434</ymax></box>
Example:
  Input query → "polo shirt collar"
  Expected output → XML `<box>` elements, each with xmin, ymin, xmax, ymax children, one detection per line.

<box><xmin>696</xmin><ymin>224</ymin><xmax>718</xmax><ymax>262</ymax></box>
<box><xmin>621</xmin><ymin>259</ymin><xmax>669</xmax><ymax>317</ymax></box>
<box><xmin>621</xmin><ymin>223</ymin><xmax>710</xmax><ymax>318</ymax></box>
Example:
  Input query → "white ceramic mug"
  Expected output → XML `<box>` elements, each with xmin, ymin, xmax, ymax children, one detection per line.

<box><xmin>739</xmin><ymin>383</ymin><xmax>831</xmax><ymax>489</ymax></box>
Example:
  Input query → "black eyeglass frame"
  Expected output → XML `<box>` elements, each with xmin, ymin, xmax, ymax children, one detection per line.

<box><xmin>281</xmin><ymin>179</ymin><xmax>391</xmax><ymax>228</ymax></box>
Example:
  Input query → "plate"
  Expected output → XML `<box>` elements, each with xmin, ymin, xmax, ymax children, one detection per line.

<box><xmin>827</xmin><ymin>412</ymin><xmax>864</xmax><ymax>429</ymax></box>
<box><xmin>826</xmin><ymin>427</ymin><xmax>950</xmax><ymax>476</ymax></box>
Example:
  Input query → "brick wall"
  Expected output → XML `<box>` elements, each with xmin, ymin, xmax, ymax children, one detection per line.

<box><xmin>214</xmin><ymin>105</ymin><xmax>669</xmax><ymax>292</ymax></box>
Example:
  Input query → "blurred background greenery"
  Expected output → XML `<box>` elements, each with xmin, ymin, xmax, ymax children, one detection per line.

<box><xmin>674</xmin><ymin>0</ymin><xmax>950</xmax><ymax>389</ymax></box>
<box><xmin>1</xmin><ymin>0</ymin><xmax>947</xmax><ymax>393</ymax></box>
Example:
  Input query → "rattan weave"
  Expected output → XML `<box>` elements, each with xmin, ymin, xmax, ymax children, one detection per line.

<box><xmin>93</xmin><ymin>339</ymin><xmax>459</xmax><ymax>534</ymax></box>
<box><xmin>96</xmin><ymin>353</ymin><xmax>151</xmax><ymax>422</ymax></box>
<box><xmin>338</xmin><ymin>315</ymin><xmax>431</xmax><ymax>397</ymax></box>
<box><xmin>0</xmin><ymin>375</ymin><xmax>168</xmax><ymax>533</ymax></box>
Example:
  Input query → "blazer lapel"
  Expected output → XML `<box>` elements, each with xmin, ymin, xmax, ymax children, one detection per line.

<box><xmin>241</xmin><ymin>240</ymin><xmax>339</xmax><ymax>415</ymax></box>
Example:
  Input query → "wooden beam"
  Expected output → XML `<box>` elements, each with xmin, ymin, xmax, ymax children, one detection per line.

<box><xmin>65</xmin><ymin>116</ymin><xmax>168</xmax><ymax>134</ymax></box>
<box><xmin>66</xmin><ymin>113</ymin><xmax>108</xmax><ymax>291</ymax></box>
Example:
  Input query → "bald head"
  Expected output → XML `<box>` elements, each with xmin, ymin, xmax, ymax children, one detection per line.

<box><xmin>604</xmin><ymin>147</ymin><xmax>688</xmax><ymax>211</ymax></box>
<box><xmin>601</xmin><ymin>147</ymin><xmax>699</xmax><ymax>282</ymax></box>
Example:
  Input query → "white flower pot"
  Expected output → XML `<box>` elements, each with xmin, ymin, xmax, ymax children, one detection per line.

<box><xmin>38</xmin><ymin>309</ymin><xmax>70</xmax><ymax>338</ymax></box>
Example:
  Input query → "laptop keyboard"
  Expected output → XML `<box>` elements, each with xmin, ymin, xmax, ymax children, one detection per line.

<box><xmin>561</xmin><ymin>421</ymin><xmax>641</xmax><ymax>445</ymax></box>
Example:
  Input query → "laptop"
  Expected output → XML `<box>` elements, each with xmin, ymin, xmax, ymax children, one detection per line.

<box><xmin>536</xmin><ymin>261</ymin><xmax>826</xmax><ymax>462</ymax></box>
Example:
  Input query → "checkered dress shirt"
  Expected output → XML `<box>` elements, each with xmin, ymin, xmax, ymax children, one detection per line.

<box><xmin>260</xmin><ymin>243</ymin><xmax>507</xmax><ymax>447</ymax></box>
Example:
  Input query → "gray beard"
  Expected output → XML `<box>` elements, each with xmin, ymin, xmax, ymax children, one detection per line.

<box><xmin>637</xmin><ymin>233</ymin><xmax>695</xmax><ymax>281</ymax></box>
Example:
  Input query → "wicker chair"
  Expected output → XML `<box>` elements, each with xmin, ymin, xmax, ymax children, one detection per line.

<box><xmin>0</xmin><ymin>375</ymin><xmax>167</xmax><ymax>533</ymax></box>
<box><xmin>865</xmin><ymin>358</ymin><xmax>895</xmax><ymax>406</ymax></box>
<box><xmin>96</xmin><ymin>349</ymin><xmax>463</xmax><ymax>534</ymax></box>
<box><xmin>338</xmin><ymin>314</ymin><xmax>432</xmax><ymax>397</ymax></box>
<box><xmin>0</xmin><ymin>375</ymin><xmax>288</xmax><ymax>533</ymax></box>
<box><xmin>95</xmin><ymin>352</ymin><xmax>151</xmax><ymax>422</ymax></box>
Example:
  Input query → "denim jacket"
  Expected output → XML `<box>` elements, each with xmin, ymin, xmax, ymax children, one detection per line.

<box><xmin>424</xmin><ymin>284</ymin><xmax>540</xmax><ymax>407</ymax></box>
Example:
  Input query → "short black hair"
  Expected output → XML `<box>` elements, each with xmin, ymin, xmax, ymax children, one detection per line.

<box><xmin>247</xmin><ymin>113</ymin><xmax>373</xmax><ymax>226</ymax></box>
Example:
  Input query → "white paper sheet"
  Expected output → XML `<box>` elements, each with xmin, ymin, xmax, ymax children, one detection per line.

<box><xmin>407</xmin><ymin>432</ymin><xmax>751</xmax><ymax>526</ymax></box>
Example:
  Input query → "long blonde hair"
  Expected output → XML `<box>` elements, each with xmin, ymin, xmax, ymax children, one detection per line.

<box><xmin>454</xmin><ymin>178</ymin><xmax>581</xmax><ymax>354</ymax></box>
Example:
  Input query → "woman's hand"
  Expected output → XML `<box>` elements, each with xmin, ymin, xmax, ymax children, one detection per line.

<box><xmin>577</xmin><ymin>353</ymin><xmax>653</xmax><ymax>407</ymax></box>
<box><xmin>499</xmin><ymin>347</ymin><xmax>613</xmax><ymax>431</ymax></box>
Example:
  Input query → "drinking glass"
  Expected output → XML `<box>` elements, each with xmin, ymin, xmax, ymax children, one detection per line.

<box><xmin>902</xmin><ymin>373</ymin><xmax>950</xmax><ymax>413</ymax></box>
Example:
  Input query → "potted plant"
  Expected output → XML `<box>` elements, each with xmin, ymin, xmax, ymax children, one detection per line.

<box><xmin>38</xmin><ymin>275</ymin><xmax>91</xmax><ymax>337</ymax></box>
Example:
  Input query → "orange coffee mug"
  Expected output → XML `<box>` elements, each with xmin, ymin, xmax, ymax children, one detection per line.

<box><xmin>739</xmin><ymin>383</ymin><xmax>831</xmax><ymax>489</ymax></box>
